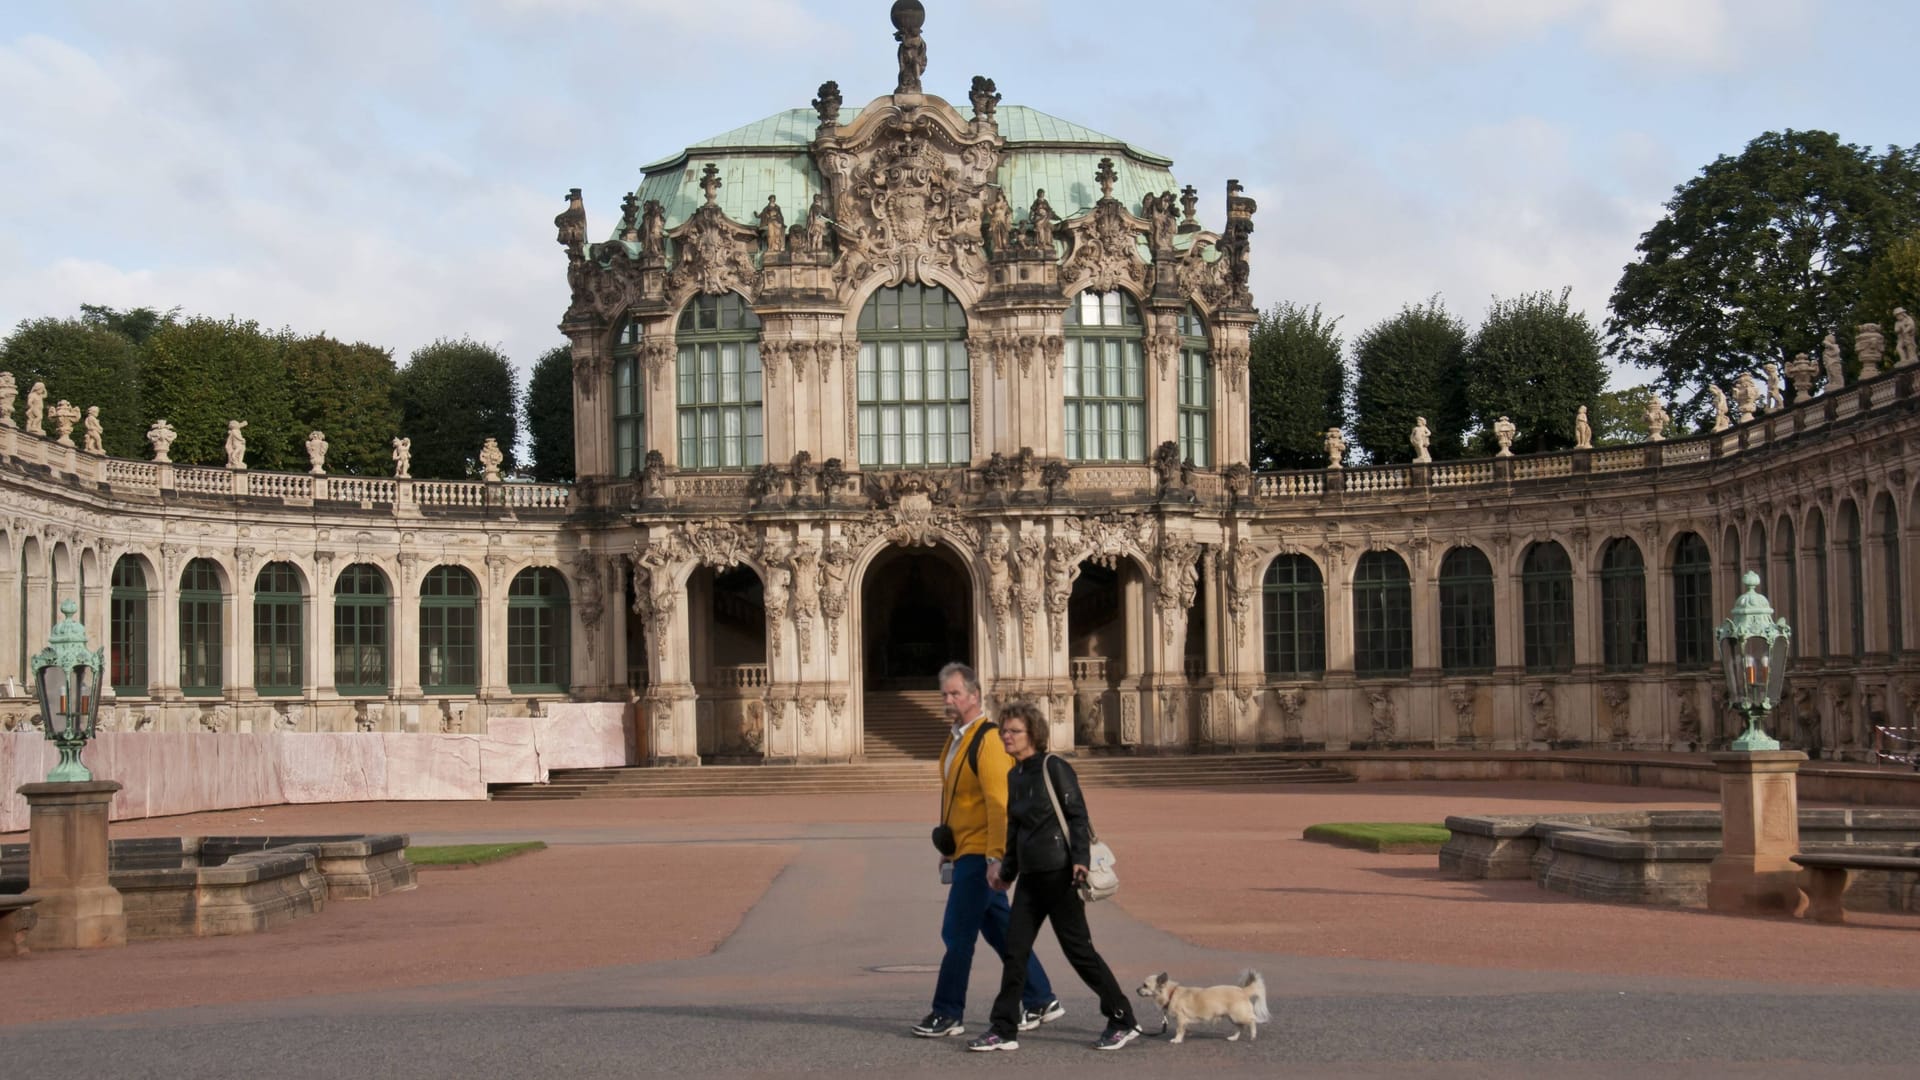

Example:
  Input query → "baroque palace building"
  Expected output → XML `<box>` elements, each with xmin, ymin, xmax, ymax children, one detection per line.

<box><xmin>3</xmin><ymin>4</ymin><xmax>1919</xmax><ymax>766</ymax></box>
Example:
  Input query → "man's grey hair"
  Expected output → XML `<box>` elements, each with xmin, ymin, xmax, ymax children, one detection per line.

<box><xmin>937</xmin><ymin>662</ymin><xmax>980</xmax><ymax>696</ymax></box>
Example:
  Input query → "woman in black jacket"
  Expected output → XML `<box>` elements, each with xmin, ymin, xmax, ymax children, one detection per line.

<box><xmin>967</xmin><ymin>700</ymin><xmax>1141</xmax><ymax>1052</ymax></box>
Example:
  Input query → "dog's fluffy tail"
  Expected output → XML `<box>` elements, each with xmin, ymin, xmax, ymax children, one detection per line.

<box><xmin>1240</xmin><ymin>969</ymin><xmax>1271</xmax><ymax>1024</ymax></box>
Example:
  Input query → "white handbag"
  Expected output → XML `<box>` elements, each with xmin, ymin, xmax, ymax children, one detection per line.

<box><xmin>1038</xmin><ymin>754</ymin><xmax>1119</xmax><ymax>903</ymax></box>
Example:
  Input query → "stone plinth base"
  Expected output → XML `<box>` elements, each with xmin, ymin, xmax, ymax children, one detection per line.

<box><xmin>20</xmin><ymin>780</ymin><xmax>126</xmax><ymax>950</ymax></box>
<box><xmin>1707</xmin><ymin>751</ymin><xmax>1806</xmax><ymax>915</ymax></box>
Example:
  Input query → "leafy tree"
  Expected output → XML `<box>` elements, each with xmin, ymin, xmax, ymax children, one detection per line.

<box><xmin>141</xmin><ymin>316</ymin><xmax>297</xmax><ymax>468</ymax></box>
<box><xmin>79</xmin><ymin>304</ymin><xmax>176</xmax><ymax>346</ymax></box>
<box><xmin>1851</xmin><ymin>231</ymin><xmax>1920</xmax><ymax>354</ymax></box>
<box><xmin>1247</xmin><ymin>302</ymin><xmax>1346</xmax><ymax>470</ymax></box>
<box><xmin>283</xmin><ymin>334</ymin><xmax>400</xmax><ymax>475</ymax></box>
<box><xmin>396</xmin><ymin>338</ymin><xmax>520</xmax><ymax>480</ymax></box>
<box><xmin>525</xmin><ymin>344</ymin><xmax>575</xmax><ymax>482</ymax></box>
<box><xmin>1</xmin><ymin>316</ymin><xmax>146</xmax><ymax>457</ymax></box>
<box><xmin>1464</xmin><ymin>288</ymin><xmax>1607</xmax><ymax>455</ymax></box>
<box><xmin>1352</xmin><ymin>297</ymin><xmax>1470</xmax><ymax>464</ymax></box>
<box><xmin>1606</xmin><ymin>130</ymin><xmax>1920</xmax><ymax>421</ymax></box>
<box><xmin>1591</xmin><ymin>385</ymin><xmax>1659</xmax><ymax>447</ymax></box>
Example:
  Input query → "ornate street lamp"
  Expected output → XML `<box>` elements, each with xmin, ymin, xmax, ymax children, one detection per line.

<box><xmin>1715</xmin><ymin>571</ymin><xmax>1792</xmax><ymax>752</ymax></box>
<box><xmin>29</xmin><ymin>598</ymin><xmax>106</xmax><ymax>783</ymax></box>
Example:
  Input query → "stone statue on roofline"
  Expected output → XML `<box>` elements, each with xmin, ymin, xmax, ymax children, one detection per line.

<box><xmin>1784</xmin><ymin>352</ymin><xmax>1817</xmax><ymax>400</ymax></box>
<box><xmin>892</xmin><ymin>0</ymin><xmax>926</xmax><ymax>95</ymax></box>
<box><xmin>1027</xmin><ymin>190</ymin><xmax>1056</xmax><ymax>250</ymax></box>
<box><xmin>1644</xmin><ymin>396</ymin><xmax>1669</xmax><ymax>441</ymax></box>
<box><xmin>392</xmin><ymin>436</ymin><xmax>412</xmax><ymax>479</ymax></box>
<box><xmin>1895</xmin><ymin>308</ymin><xmax>1917</xmax><ymax>368</ymax></box>
<box><xmin>805</xmin><ymin>193</ymin><xmax>831</xmax><ymax>255</ymax></box>
<box><xmin>479</xmin><ymin>437</ymin><xmax>504</xmax><ymax>481</ymax></box>
<box><xmin>1856</xmin><ymin>323</ymin><xmax>1886</xmax><ymax>379</ymax></box>
<box><xmin>640</xmin><ymin>199</ymin><xmax>666</xmax><ymax>260</ymax></box>
<box><xmin>983</xmin><ymin>187</ymin><xmax>1013</xmax><ymax>257</ymax></box>
<box><xmin>305</xmin><ymin>431</ymin><xmax>329</xmax><ymax>475</ymax></box>
<box><xmin>1409</xmin><ymin>416</ymin><xmax>1431</xmax><ymax>463</ymax></box>
<box><xmin>147</xmin><ymin>419</ymin><xmax>176</xmax><ymax>463</ymax></box>
<box><xmin>225</xmin><ymin>419</ymin><xmax>248</xmax><ymax>469</ymax></box>
<box><xmin>758</xmin><ymin>195</ymin><xmax>785</xmax><ymax>254</ymax></box>
<box><xmin>1763</xmin><ymin>362</ymin><xmax>1784</xmax><ymax>411</ymax></box>
<box><xmin>1573</xmin><ymin>405</ymin><xmax>1592</xmax><ymax>449</ymax></box>
<box><xmin>1732</xmin><ymin>373</ymin><xmax>1760</xmax><ymax>423</ymax></box>
<box><xmin>24</xmin><ymin>381</ymin><xmax>45</xmax><ymax>436</ymax></box>
<box><xmin>82</xmin><ymin>406</ymin><xmax>102</xmax><ymax>454</ymax></box>
<box><xmin>1708</xmin><ymin>385</ymin><xmax>1730</xmax><ymax>432</ymax></box>
<box><xmin>0</xmin><ymin>372</ymin><xmax>15</xmax><ymax>428</ymax></box>
<box><xmin>1491</xmin><ymin>415</ymin><xmax>1517</xmax><ymax>456</ymax></box>
<box><xmin>1324</xmin><ymin>427</ymin><xmax>1346</xmax><ymax>469</ymax></box>
<box><xmin>1821</xmin><ymin>332</ymin><xmax>1845</xmax><ymax>389</ymax></box>
<box><xmin>50</xmin><ymin>400</ymin><xmax>79</xmax><ymax>446</ymax></box>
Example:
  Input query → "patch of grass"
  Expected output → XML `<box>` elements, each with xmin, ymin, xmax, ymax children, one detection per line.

<box><xmin>406</xmin><ymin>841</ymin><xmax>547</xmax><ymax>868</ymax></box>
<box><xmin>1302</xmin><ymin>823</ymin><xmax>1451</xmax><ymax>854</ymax></box>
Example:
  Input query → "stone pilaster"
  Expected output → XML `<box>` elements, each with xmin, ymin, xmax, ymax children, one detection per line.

<box><xmin>1707</xmin><ymin>750</ymin><xmax>1807</xmax><ymax>915</ymax></box>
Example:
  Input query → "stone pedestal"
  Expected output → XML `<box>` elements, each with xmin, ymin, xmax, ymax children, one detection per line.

<box><xmin>1707</xmin><ymin>751</ymin><xmax>1806</xmax><ymax>916</ymax></box>
<box><xmin>20</xmin><ymin>780</ymin><xmax>126</xmax><ymax>950</ymax></box>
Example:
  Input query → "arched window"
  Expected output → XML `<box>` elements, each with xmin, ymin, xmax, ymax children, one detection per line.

<box><xmin>1522</xmin><ymin>542</ymin><xmax>1574</xmax><ymax>673</ymax></box>
<box><xmin>333</xmin><ymin>564</ymin><xmax>389</xmax><ymax>695</ymax></box>
<box><xmin>1263</xmin><ymin>555</ymin><xmax>1325</xmax><ymax>677</ymax></box>
<box><xmin>254</xmin><ymin>562</ymin><xmax>304</xmax><ymax>696</ymax></box>
<box><xmin>1810</xmin><ymin>509</ymin><xmax>1830</xmax><ymax>656</ymax></box>
<box><xmin>612</xmin><ymin>321</ymin><xmax>644</xmax><ymax>478</ymax></box>
<box><xmin>1353</xmin><ymin>551</ymin><xmax>1412</xmax><ymax>678</ymax></box>
<box><xmin>676</xmin><ymin>293</ymin><xmax>762</xmax><ymax>470</ymax></box>
<box><xmin>1064</xmin><ymin>290</ymin><xmax>1145</xmax><ymax>462</ymax></box>
<box><xmin>420</xmin><ymin>566</ymin><xmax>480</xmax><ymax>692</ymax></box>
<box><xmin>1599</xmin><ymin>539</ymin><xmax>1647</xmax><ymax>672</ymax></box>
<box><xmin>1773</xmin><ymin>516</ymin><xmax>1798</xmax><ymax>657</ymax></box>
<box><xmin>1437</xmin><ymin>547</ymin><xmax>1494</xmax><ymax>673</ymax></box>
<box><xmin>110</xmin><ymin>557</ymin><xmax>148</xmax><ymax>695</ymax></box>
<box><xmin>508</xmin><ymin>567</ymin><xmax>570</xmax><ymax>692</ymax></box>
<box><xmin>1672</xmin><ymin>532</ymin><xmax>1714</xmax><ymax>669</ymax></box>
<box><xmin>1176</xmin><ymin>305</ymin><xmax>1211</xmax><ymax>468</ymax></box>
<box><xmin>179</xmin><ymin>558</ymin><xmax>223</xmax><ymax>696</ymax></box>
<box><xmin>856</xmin><ymin>283</ymin><xmax>969</xmax><ymax>467</ymax></box>
<box><xmin>1841</xmin><ymin>501</ymin><xmax>1864</xmax><ymax>658</ymax></box>
<box><xmin>1877</xmin><ymin>495</ymin><xmax>1901</xmax><ymax>655</ymax></box>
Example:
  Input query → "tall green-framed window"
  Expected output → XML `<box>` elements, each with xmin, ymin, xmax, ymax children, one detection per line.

<box><xmin>179</xmin><ymin>558</ymin><xmax>223</xmax><ymax>696</ymax></box>
<box><xmin>253</xmin><ymin>562</ymin><xmax>304</xmax><ymax>696</ymax></box>
<box><xmin>1437</xmin><ymin>546</ymin><xmax>1494</xmax><ymax>674</ymax></box>
<box><xmin>1672</xmin><ymin>532</ymin><xmax>1714</xmax><ymax>670</ymax></box>
<box><xmin>420</xmin><ymin>566</ymin><xmax>480</xmax><ymax>692</ymax></box>
<box><xmin>1522</xmin><ymin>542</ymin><xmax>1574</xmax><ymax>674</ymax></box>
<box><xmin>1841</xmin><ymin>502</ymin><xmax>1864</xmax><ymax>659</ymax></box>
<box><xmin>1263</xmin><ymin>555</ymin><xmax>1325</xmax><ymax>677</ymax></box>
<box><xmin>1774</xmin><ymin>517</ymin><xmax>1798</xmax><ymax>658</ymax></box>
<box><xmin>856</xmin><ymin>283</ymin><xmax>970</xmax><ymax>467</ymax></box>
<box><xmin>1599</xmin><ymin>539</ymin><xmax>1648</xmax><ymax>672</ymax></box>
<box><xmin>613</xmin><ymin>321</ymin><xmax>644</xmax><ymax>478</ymax></box>
<box><xmin>1877</xmin><ymin>496</ymin><xmax>1901</xmax><ymax>654</ymax></box>
<box><xmin>1064</xmin><ymin>290</ymin><xmax>1145</xmax><ymax>462</ymax></box>
<box><xmin>508</xmin><ymin>567</ymin><xmax>570</xmax><ymax>692</ymax></box>
<box><xmin>1352</xmin><ymin>551</ymin><xmax>1413</xmax><ymax>678</ymax></box>
<box><xmin>110</xmin><ymin>556</ymin><xmax>148</xmax><ymax>695</ymax></box>
<box><xmin>1176</xmin><ymin>305</ymin><xmax>1211</xmax><ymax>468</ymax></box>
<box><xmin>676</xmin><ymin>294</ymin><xmax>762</xmax><ymax>470</ymax></box>
<box><xmin>333</xmin><ymin>564</ymin><xmax>389</xmax><ymax>695</ymax></box>
<box><xmin>1810</xmin><ymin>510</ymin><xmax>1830</xmax><ymax>656</ymax></box>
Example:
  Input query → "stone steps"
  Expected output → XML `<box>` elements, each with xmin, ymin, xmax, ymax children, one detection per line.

<box><xmin>489</xmin><ymin>754</ymin><xmax>1355</xmax><ymax>800</ymax></box>
<box><xmin>860</xmin><ymin>690</ymin><xmax>947</xmax><ymax>761</ymax></box>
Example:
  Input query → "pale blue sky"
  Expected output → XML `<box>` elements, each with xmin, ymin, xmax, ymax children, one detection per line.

<box><xmin>0</xmin><ymin>1</ymin><xmax>1905</xmax><ymax>389</ymax></box>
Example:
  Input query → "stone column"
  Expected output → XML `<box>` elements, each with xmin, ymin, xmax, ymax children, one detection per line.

<box><xmin>20</xmin><ymin>780</ymin><xmax>126</xmax><ymax>950</ymax></box>
<box><xmin>229</xmin><ymin>583</ymin><xmax>255</xmax><ymax>701</ymax></box>
<box><xmin>1707</xmin><ymin>750</ymin><xmax>1807</xmax><ymax>915</ymax></box>
<box><xmin>0</xmin><ymin>556</ymin><xmax>18</xmax><ymax>685</ymax></box>
<box><xmin>153</xmin><ymin>552</ymin><xmax>182</xmax><ymax>701</ymax></box>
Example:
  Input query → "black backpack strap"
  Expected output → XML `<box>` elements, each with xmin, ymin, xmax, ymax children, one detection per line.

<box><xmin>965</xmin><ymin>721</ymin><xmax>997</xmax><ymax>776</ymax></box>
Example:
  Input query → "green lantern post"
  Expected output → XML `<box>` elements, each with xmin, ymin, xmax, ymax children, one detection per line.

<box><xmin>29</xmin><ymin>598</ymin><xmax>107</xmax><ymax>783</ymax></box>
<box><xmin>1714</xmin><ymin>571</ymin><xmax>1792</xmax><ymax>752</ymax></box>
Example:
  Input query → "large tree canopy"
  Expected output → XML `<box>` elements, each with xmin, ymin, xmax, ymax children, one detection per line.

<box><xmin>1465</xmin><ymin>288</ymin><xmax>1607</xmax><ymax>455</ymax></box>
<box><xmin>1</xmin><ymin>317</ymin><xmax>146</xmax><ymax>457</ymax></box>
<box><xmin>524</xmin><ymin>344</ymin><xmax>575</xmax><ymax>483</ymax></box>
<box><xmin>1248</xmin><ymin>302</ymin><xmax>1346</xmax><ymax>470</ymax></box>
<box><xmin>141</xmin><ymin>316</ymin><xmax>297</xmax><ymax>468</ymax></box>
<box><xmin>1352</xmin><ymin>298</ymin><xmax>1469</xmax><ymax>464</ymax></box>
<box><xmin>1851</xmin><ymin>231</ymin><xmax>1920</xmax><ymax>348</ymax></box>
<box><xmin>1606</xmin><ymin>130</ymin><xmax>1920</xmax><ymax>421</ymax></box>
<box><xmin>283</xmin><ymin>334</ymin><xmax>400</xmax><ymax>476</ymax></box>
<box><xmin>396</xmin><ymin>338</ymin><xmax>520</xmax><ymax>480</ymax></box>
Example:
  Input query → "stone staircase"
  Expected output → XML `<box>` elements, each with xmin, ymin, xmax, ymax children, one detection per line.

<box><xmin>489</xmin><ymin>750</ymin><xmax>1355</xmax><ymax>801</ymax></box>
<box><xmin>860</xmin><ymin>689</ymin><xmax>949</xmax><ymax>761</ymax></box>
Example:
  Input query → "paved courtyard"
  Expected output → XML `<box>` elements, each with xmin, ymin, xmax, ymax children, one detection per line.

<box><xmin>3</xmin><ymin>780</ymin><xmax>1917</xmax><ymax>1078</ymax></box>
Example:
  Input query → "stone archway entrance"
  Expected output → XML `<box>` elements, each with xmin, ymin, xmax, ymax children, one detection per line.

<box><xmin>860</xmin><ymin>544</ymin><xmax>972</xmax><ymax>759</ymax></box>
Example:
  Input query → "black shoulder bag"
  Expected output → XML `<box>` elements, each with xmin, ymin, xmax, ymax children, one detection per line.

<box><xmin>931</xmin><ymin>721</ymin><xmax>996</xmax><ymax>856</ymax></box>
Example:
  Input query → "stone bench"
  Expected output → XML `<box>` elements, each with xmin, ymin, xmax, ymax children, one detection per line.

<box><xmin>0</xmin><ymin>893</ymin><xmax>39</xmax><ymax>957</ymax></box>
<box><xmin>1791</xmin><ymin>853</ymin><xmax>1920</xmax><ymax>924</ymax></box>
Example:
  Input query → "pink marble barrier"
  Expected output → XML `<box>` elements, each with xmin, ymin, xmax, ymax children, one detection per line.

<box><xmin>1</xmin><ymin>733</ymin><xmax>58</xmax><ymax>831</ymax></box>
<box><xmin>274</xmin><ymin>733</ymin><xmax>391</xmax><ymax>804</ymax></box>
<box><xmin>534</xmin><ymin>703</ymin><xmax>629</xmax><ymax>770</ymax></box>
<box><xmin>380</xmin><ymin>733</ymin><xmax>486</xmax><ymax>799</ymax></box>
<box><xmin>481</xmin><ymin>717</ymin><xmax>545</xmax><ymax>785</ymax></box>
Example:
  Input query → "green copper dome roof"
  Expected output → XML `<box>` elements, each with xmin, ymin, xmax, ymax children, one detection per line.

<box><xmin>630</xmin><ymin>105</ymin><xmax>1186</xmax><ymax>238</ymax></box>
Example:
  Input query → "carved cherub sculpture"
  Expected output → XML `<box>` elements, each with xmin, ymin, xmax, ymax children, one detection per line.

<box><xmin>1573</xmin><ymin>405</ymin><xmax>1592</xmax><ymax>449</ymax></box>
<box><xmin>82</xmin><ymin>406</ymin><xmax>103</xmax><ymax>454</ymax></box>
<box><xmin>1708</xmin><ymin>384</ymin><xmax>1729</xmax><ymax>431</ymax></box>
<box><xmin>224</xmin><ymin>419</ymin><xmax>248</xmax><ymax>469</ymax></box>
<box><xmin>24</xmin><ymin>381</ymin><xmax>46</xmax><ymax>435</ymax></box>
<box><xmin>1409</xmin><ymin>416</ymin><xmax>1431</xmax><ymax>463</ymax></box>
<box><xmin>1895</xmin><ymin>308</ymin><xmax>1918</xmax><ymax>368</ymax></box>
<box><xmin>392</xmin><ymin>436</ymin><xmax>412</xmax><ymax>478</ymax></box>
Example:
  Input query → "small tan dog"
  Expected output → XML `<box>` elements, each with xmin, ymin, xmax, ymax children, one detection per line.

<box><xmin>1136</xmin><ymin>970</ymin><xmax>1271</xmax><ymax>1044</ymax></box>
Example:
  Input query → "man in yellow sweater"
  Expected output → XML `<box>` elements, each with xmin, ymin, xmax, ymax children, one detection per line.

<box><xmin>913</xmin><ymin>662</ymin><xmax>1062</xmax><ymax>1039</ymax></box>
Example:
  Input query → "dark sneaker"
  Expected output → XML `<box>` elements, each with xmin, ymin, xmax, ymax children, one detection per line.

<box><xmin>913</xmin><ymin>1013</ymin><xmax>965</xmax><ymax>1038</ymax></box>
<box><xmin>1017</xmin><ymin>999</ymin><xmax>1066</xmax><ymax>1031</ymax></box>
<box><xmin>1093</xmin><ymin>1022</ymin><xmax>1141</xmax><ymax>1051</ymax></box>
<box><xmin>966</xmin><ymin>1033</ymin><xmax>1019</xmax><ymax>1052</ymax></box>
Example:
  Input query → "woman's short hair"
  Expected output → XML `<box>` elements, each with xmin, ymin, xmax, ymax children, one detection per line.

<box><xmin>997</xmin><ymin>699</ymin><xmax>1048</xmax><ymax>754</ymax></box>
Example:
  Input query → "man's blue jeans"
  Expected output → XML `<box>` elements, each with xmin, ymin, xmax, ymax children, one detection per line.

<box><xmin>932</xmin><ymin>854</ymin><xmax>1054</xmax><ymax>1021</ymax></box>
